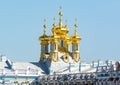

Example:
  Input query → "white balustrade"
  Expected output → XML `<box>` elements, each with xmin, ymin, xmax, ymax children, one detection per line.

<box><xmin>0</xmin><ymin>69</ymin><xmax>39</xmax><ymax>76</ymax></box>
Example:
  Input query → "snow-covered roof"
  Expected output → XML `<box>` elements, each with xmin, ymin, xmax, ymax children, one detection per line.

<box><xmin>12</xmin><ymin>62</ymin><xmax>43</xmax><ymax>71</ymax></box>
<box><xmin>0</xmin><ymin>62</ymin><xmax>8</xmax><ymax>69</ymax></box>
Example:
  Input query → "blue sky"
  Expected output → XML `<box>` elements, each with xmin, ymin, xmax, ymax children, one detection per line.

<box><xmin>0</xmin><ymin>0</ymin><xmax>120</xmax><ymax>62</ymax></box>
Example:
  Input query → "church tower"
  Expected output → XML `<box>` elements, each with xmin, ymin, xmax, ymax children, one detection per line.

<box><xmin>49</xmin><ymin>23</ymin><xmax>59</xmax><ymax>62</ymax></box>
<box><xmin>39</xmin><ymin>19</ymin><xmax>49</xmax><ymax>62</ymax></box>
<box><xmin>71</xmin><ymin>19</ymin><xmax>82</xmax><ymax>62</ymax></box>
<box><xmin>39</xmin><ymin>7</ymin><xmax>82</xmax><ymax>63</ymax></box>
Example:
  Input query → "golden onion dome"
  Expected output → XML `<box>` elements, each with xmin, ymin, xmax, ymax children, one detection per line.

<box><xmin>52</xmin><ymin>24</ymin><xmax>69</xmax><ymax>35</ymax></box>
<box><xmin>51</xmin><ymin>7</ymin><xmax>69</xmax><ymax>35</ymax></box>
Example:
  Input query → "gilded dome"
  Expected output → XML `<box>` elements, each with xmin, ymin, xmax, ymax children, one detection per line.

<box><xmin>52</xmin><ymin>24</ymin><xmax>69</xmax><ymax>35</ymax></box>
<box><xmin>51</xmin><ymin>10</ymin><xmax>69</xmax><ymax>35</ymax></box>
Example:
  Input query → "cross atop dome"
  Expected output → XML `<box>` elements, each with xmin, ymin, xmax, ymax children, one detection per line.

<box><xmin>59</xmin><ymin>6</ymin><xmax>63</xmax><ymax>27</ymax></box>
<box><xmin>43</xmin><ymin>19</ymin><xmax>46</xmax><ymax>36</ymax></box>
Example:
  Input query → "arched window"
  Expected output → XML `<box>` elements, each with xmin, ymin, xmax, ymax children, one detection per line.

<box><xmin>76</xmin><ymin>44</ymin><xmax>78</xmax><ymax>51</ymax></box>
<box><xmin>61</xmin><ymin>40</ymin><xmax>64</xmax><ymax>47</ymax></box>
<box><xmin>45</xmin><ymin>45</ymin><xmax>48</xmax><ymax>52</ymax></box>
<box><xmin>55</xmin><ymin>44</ymin><xmax>57</xmax><ymax>50</ymax></box>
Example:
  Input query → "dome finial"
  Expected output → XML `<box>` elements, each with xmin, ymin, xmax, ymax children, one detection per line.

<box><xmin>65</xmin><ymin>20</ymin><xmax>68</xmax><ymax>27</ymax></box>
<box><xmin>53</xmin><ymin>17</ymin><xmax>56</xmax><ymax>25</ymax></box>
<box><xmin>74</xmin><ymin>18</ymin><xmax>78</xmax><ymax>36</ymax></box>
<box><xmin>53</xmin><ymin>17</ymin><xmax>56</xmax><ymax>36</ymax></box>
<box><xmin>60</xmin><ymin>6</ymin><xmax>62</xmax><ymax>11</ymax></box>
<box><xmin>59</xmin><ymin>6</ymin><xmax>63</xmax><ymax>27</ymax></box>
<box><xmin>43</xmin><ymin>19</ymin><xmax>46</xmax><ymax>36</ymax></box>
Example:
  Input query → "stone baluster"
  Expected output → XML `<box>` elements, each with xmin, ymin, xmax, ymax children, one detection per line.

<box><xmin>2</xmin><ymin>69</ymin><xmax>6</xmax><ymax>75</ymax></box>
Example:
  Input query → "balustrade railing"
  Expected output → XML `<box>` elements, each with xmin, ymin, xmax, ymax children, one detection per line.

<box><xmin>0</xmin><ymin>69</ymin><xmax>39</xmax><ymax>76</ymax></box>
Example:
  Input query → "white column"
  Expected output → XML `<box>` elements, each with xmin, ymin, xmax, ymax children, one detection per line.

<box><xmin>96</xmin><ymin>81</ymin><xmax>99</xmax><ymax>85</ymax></box>
<box><xmin>99</xmin><ymin>80</ymin><xmax>102</xmax><ymax>85</ymax></box>
<box><xmin>54</xmin><ymin>44</ymin><xmax>58</xmax><ymax>52</ymax></box>
<box><xmin>2</xmin><ymin>69</ymin><xmax>6</xmax><ymax>75</ymax></box>
<box><xmin>116</xmin><ymin>80</ymin><xmax>118</xmax><ymax>85</ymax></box>
<box><xmin>79</xmin><ymin>62</ymin><xmax>81</xmax><ymax>72</ymax></box>
<box><xmin>103</xmin><ymin>80</ymin><xmax>107</xmax><ymax>85</ymax></box>
<box><xmin>110</xmin><ymin>81</ymin><xmax>114</xmax><ymax>85</ymax></box>
<box><xmin>118</xmin><ymin>80</ymin><xmax>120</xmax><ymax>85</ymax></box>
<box><xmin>15</xmin><ymin>70</ymin><xmax>18</xmax><ymax>75</ymax></box>
<box><xmin>108</xmin><ymin>81</ymin><xmax>110</xmax><ymax>85</ymax></box>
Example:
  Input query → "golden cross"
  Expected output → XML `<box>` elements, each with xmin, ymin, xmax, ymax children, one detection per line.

<box><xmin>43</xmin><ymin>19</ymin><xmax>46</xmax><ymax>35</ymax></box>
<box><xmin>74</xmin><ymin>18</ymin><xmax>78</xmax><ymax>28</ymax></box>
<box><xmin>59</xmin><ymin>6</ymin><xmax>63</xmax><ymax>16</ymax></box>
<box><xmin>74</xmin><ymin>18</ymin><xmax>78</xmax><ymax>35</ymax></box>
<box><xmin>53</xmin><ymin>17</ymin><xmax>56</xmax><ymax>24</ymax></box>
<box><xmin>65</xmin><ymin>20</ymin><xmax>68</xmax><ymax>26</ymax></box>
<box><xmin>60</xmin><ymin>6</ymin><xmax>62</xmax><ymax>11</ymax></box>
<box><xmin>43</xmin><ymin>19</ymin><xmax>46</xmax><ymax>29</ymax></box>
